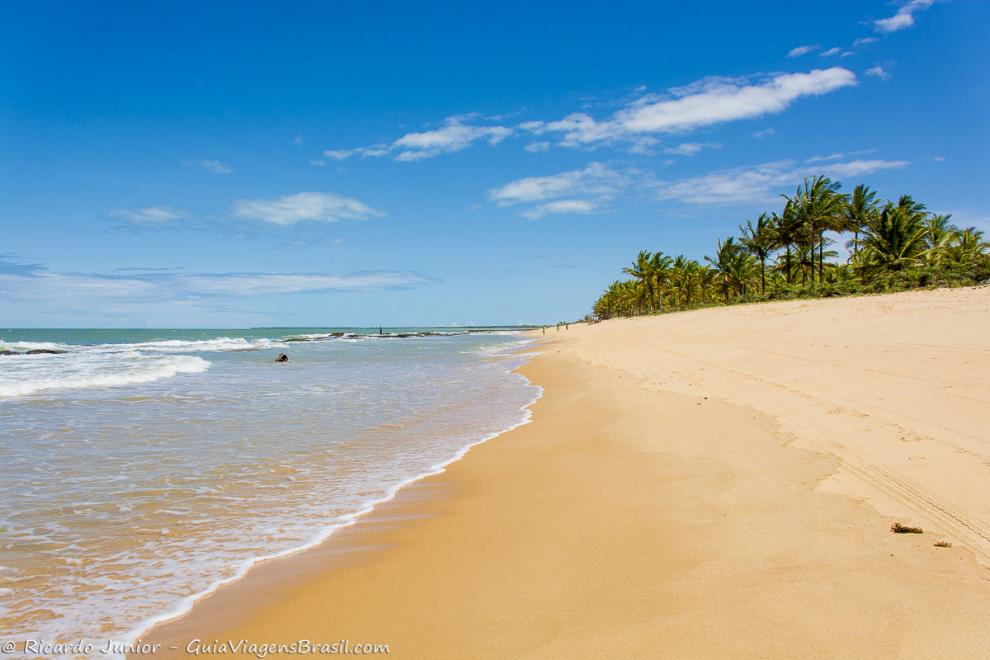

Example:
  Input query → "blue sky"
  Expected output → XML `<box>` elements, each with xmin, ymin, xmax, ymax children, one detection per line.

<box><xmin>1</xmin><ymin>0</ymin><xmax>987</xmax><ymax>327</ymax></box>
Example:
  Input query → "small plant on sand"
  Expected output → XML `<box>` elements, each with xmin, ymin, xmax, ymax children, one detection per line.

<box><xmin>933</xmin><ymin>540</ymin><xmax>952</xmax><ymax>548</ymax></box>
<box><xmin>891</xmin><ymin>522</ymin><xmax>924</xmax><ymax>534</ymax></box>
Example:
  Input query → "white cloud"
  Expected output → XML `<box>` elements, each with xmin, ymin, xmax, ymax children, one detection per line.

<box><xmin>866</xmin><ymin>66</ymin><xmax>891</xmax><ymax>80</ymax></box>
<box><xmin>664</xmin><ymin>142</ymin><xmax>720</xmax><ymax>156</ymax></box>
<box><xmin>109</xmin><ymin>206</ymin><xmax>186</xmax><ymax>224</ymax></box>
<box><xmin>752</xmin><ymin>127</ymin><xmax>776</xmax><ymax>138</ymax></box>
<box><xmin>820</xmin><ymin>47</ymin><xmax>841</xmax><ymax>57</ymax></box>
<box><xmin>854</xmin><ymin>37</ymin><xmax>878</xmax><ymax>46</ymax></box>
<box><xmin>180</xmin><ymin>271</ymin><xmax>427</xmax><ymax>295</ymax></box>
<box><xmin>788</xmin><ymin>44</ymin><xmax>818</xmax><ymax>57</ymax></box>
<box><xmin>392</xmin><ymin>119</ymin><xmax>512</xmax><ymax>160</ymax></box>
<box><xmin>933</xmin><ymin>155</ymin><xmax>945</xmax><ymax>162</ymax></box>
<box><xmin>488</xmin><ymin>162</ymin><xmax>628</xmax><ymax>218</ymax></box>
<box><xmin>0</xmin><ymin>265</ymin><xmax>427</xmax><ymax>309</ymax></box>
<box><xmin>325</xmin><ymin>116</ymin><xmax>512</xmax><ymax>162</ymax></box>
<box><xmin>805</xmin><ymin>149</ymin><xmax>876</xmax><ymax>163</ymax></box>
<box><xmin>488</xmin><ymin>162</ymin><xmax>622</xmax><ymax>206</ymax></box>
<box><xmin>521</xmin><ymin>199</ymin><xmax>598</xmax><ymax>219</ymax></box>
<box><xmin>524</xmin><ymin>141</ymin><xmax>551</xmax><ymax>153</ymax></box>
<box><xmin>874</xmin><ymin>0</ymin><xmax>935</xmax><ymax>32</ymax></box>
<box><xmin>656</xmin><ymin>158</ymin><xmax>909</xmax><ymax>205</ymax></box>
<box><xmin>199</xmin><ymin>159</ymin><xmax>232</xmax><ymax>174</ymax></box>
<box><xmin>524</xmin><ymin>68</ymin><xmax>856</xmax><ymax>147</ymax></box>
<box><xmin>231</xmin><ymin>192</ymin><xmax>382</xmax><ymax>225</ymax></box>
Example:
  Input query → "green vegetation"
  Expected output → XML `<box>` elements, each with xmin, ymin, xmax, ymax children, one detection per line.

<box><xmin>592</xmin><ymin>175</ymin><xmax>990</xmax><ymax>319</ymax></box>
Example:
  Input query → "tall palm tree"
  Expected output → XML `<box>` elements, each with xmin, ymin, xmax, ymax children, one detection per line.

<box><xmin>706</xmin><ymin>237</ymin><xmax>755</xmax><ymax>303</ymax></box>
<box><xmin>739</xmin><ymin>212</ymin><xmax>776</xmax><ymax>295</ymax></box>
<box><xmin>786</xmin><ymin>176</ymin><xmax>848</xmax><ymax>284</ymax></box>
<box><xmin>622</xmin><ymin>250</ymin><xmax>655</xmax><ymax>312</ymax></box>
<box><xmin>842</xmin><ymin>184</ymin><xmax>879</xmax><ymax>256</ymax></box>
<box><xmin>772</xmin><ymin>202</ymin><xmax>802</xmax><ymax>285</ymax></box>
<box><xmin>649</xmin><ymin>251</ymin><xmax>674</xmax><ymax>311</ymax></box>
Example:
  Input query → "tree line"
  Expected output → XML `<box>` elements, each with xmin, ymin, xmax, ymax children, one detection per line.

<box><xmin>592</xmin><ymin>175</ymin><xmax>989</xmax><ymax>319</ymax></box>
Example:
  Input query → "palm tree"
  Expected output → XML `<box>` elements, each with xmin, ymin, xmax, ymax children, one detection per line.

<box><xmin>786</xmin><ymin>176</ymin><xmax>848</xmax><ymax>284</ymax></box>
<box><xmin>706</xmin><ymin>237</ymin><xmax>755</xmax><ymax>303</ymax></box>
<box><xmin>922</xmin><ymin>213</ymin><xmax>957</xmax><ymax>268</ymax></box>
<box><xmin>739</xmin><ymin>212</ymin><xmax>776</xmax><ymax>295</ymax></box>
<box><xmin>842</xmin><ymin>184</ymin><xmax>879</xmax><ymax>255</ymax></box>
<box><xmin>772</xmin><ymin>202</ymin><xmax>802</xmax><ymax>285</ymax></box>
<box><xmin>859</xmin><ymin>202</ymin><xmax>928</xmax><ymax>273</ymax></box>
<box><xmin>649</xmin><ymin>251</ymin><xmax>674</xmax><ymax>311</ymax></box>
<box><xmin>622</xmin><ymin>250</ymin><xmax>656</xmax><ymax>313</ymax></box>
<box><xmin>590</xmin><ymin>174</ymin><xmax>989</xmax><ymax>320</ymax></box>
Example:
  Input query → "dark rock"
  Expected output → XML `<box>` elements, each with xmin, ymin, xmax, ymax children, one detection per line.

<box><xmin>274</xmin><ymin>352</ymin><xmax>289</xmax><ymax>363</ymax></box>
<box><xmin>0</xmin><ymin>350</ymin><xmax>19</xmax><ymax>356</ymax></box>
<box><xmin>26</xmin><ymin>349</ymin><xmax>67</xmax><ymax>355</ymax></box>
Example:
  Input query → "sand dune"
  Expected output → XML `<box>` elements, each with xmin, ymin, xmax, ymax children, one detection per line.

<box><xmin>141</xmin><ymin>287</ymin><xmax>990</xmax><ymax>658</ymax></box>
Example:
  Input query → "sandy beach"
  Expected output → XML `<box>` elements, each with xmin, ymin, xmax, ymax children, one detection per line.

<box><xmin>140</xmin><ymin>287</ymin><xmax>990</xmax><ymax>658</ymax></box>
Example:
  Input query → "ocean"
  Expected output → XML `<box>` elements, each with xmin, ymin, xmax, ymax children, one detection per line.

<box><xmin>0</xmin><ymin>328</ymin><xmax>540</xmax><ymax>646</ymax></box>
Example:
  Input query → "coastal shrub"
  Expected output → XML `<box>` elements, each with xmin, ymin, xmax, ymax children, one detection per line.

<box><xmin>891</xmin><ymin>522</ymin><xmax>924</xmax><ymax>534</ymax></box>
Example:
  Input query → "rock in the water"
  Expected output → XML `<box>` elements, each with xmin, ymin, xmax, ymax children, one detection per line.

<box><xmin>26</xmin><ymin>349</ymin><xmax>67</xmax><ymax>355</ymax></box>
<box><xmin>274</xmin><ymin>352</ymin><xmax>289</xmax><ymax>363</ymax></box>
<box><xmin>0</xmin><ymin>350</ymin><xmax>19</xmax><ymax>356</ymax></box>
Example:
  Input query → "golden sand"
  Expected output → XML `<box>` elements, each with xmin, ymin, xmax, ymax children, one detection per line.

<box><xmin>140</xmin><ymin>287</ymin><xmax>990</xmax><ymax>658</ymax></box>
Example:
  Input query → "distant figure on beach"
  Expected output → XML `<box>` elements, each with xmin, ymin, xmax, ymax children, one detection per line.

<box><xmin>542</xmin><ymin>326</ymin><xmax>545</xmax><ymax>335</ymax></box>
<box><xmin>379</xmin><ymin>326</ymin><xmax>383</xmax><ymax>335</ymax></box>
<box><xmin>566</xmin><ymin>324</ymin><xmax>569</xmax><ymax>330</ymax></box>
<box><xmin>274</xmin><ymin>352</ymin><xmax>289</xmax><ymax>363</ymax></box>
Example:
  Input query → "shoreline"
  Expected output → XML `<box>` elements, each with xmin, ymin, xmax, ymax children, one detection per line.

<box><xmin>121</xmin><ymin>338</ymin><xmax>544</xmax><ymax>648</ymax></box>
<box><xmin>139</xmin><ymin>288</ymin><xmax>990</xmax><ymax>657</ymax></box>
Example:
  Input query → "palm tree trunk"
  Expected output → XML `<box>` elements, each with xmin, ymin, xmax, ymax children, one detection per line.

<box><xmin>819</xmin><ymin>233</ymin><xmax>824</xmax><ymax>282</ymax></box>
<box><xmin>785</xmin><ymin>245</ymin><xmax>792</xmax><ymax>284</ymax></box>
<box><xmin>760</xmin><ymin>259</ymin><xmax>766</xmax><ymax>295</ymax></box>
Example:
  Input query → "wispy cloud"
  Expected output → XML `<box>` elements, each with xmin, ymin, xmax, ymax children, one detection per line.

<box><xmin>664</xmin><ymin>142</ymin><xmax>720</xmax><ymax>156</ymax></box>
<box><xmin>522</xmin><ymin>199</ymin><xmax>598</xmax><ymax>219</ymax></box>
<box><xmin>820</xmin><ymin>47</ymin><xmax>841</xmax><ymax>57</ymax></box>
<box><xmin>854</xmin><ymin>36</ymin><xmax>878</xmax><ymax>46</ymax></box>
<box><xmin>866</xmin><ymin>66</ymin><xmax>891</xmax><ymax>80</ymax></box>
<box><xmin>488</xmin><ymin>162</ymin><xmax>626</xmax><ymax>218</ymax></box>
<box><xmin>108</xmin><ymin>206</ymin><xmax>186</xmax><ymax>224</ymax></box>
<box><xmin>788</xmin><ymin>44</ymin><xmax>818</xmax><ymax>57</ymax></box>
<box><xmin>521</xmin><ymin>68</ymin><xmax>856</xmax><ymax>148</ymax></box>
<box><xmin>489</xmin><ymin>162</ymin><xmax>622</xmax><ymax>204</ymax></box>
<box><xmin>874</xmin><ymin>0</ymin><xmax>936</xmax><ymax>32</ymax></box>
<box><xmin>655</xmin><ymin>158</ymin><xmax>909</xmax><ymax>205</ymax></box>
<box><xmin>231</xmin><ymin>192</ymin><xmax>382</xmax><ymax>225</ymax></box>
<box><xmin>805</xmin><ymin>149</ymin><xmax>877</xmax><ymax>163</ymax></box>
<box><xmin>291</xmin><ymin>135</ymin><xmax>305</xmax><ymax>146</ymax></box>
<box><xmin>198</xmin><ymin>159</ymin><xmax>233</xmax><ymax>174</ymax></box>
<box><xmin>326</xmin><ymin>116</ymin><xmax>512</xmax><ymax>162</ymax></box>
<box><xmin>0</xmin><ymin>260</ymin><xmax>430</xmax><ymax>321</ymax></box>
<box><xmin>752</xmin><ymin>127</ymin><xmax>776</xmax><ymax>139</ymax></box>
<box><xmin>524</xmin><ymin>141</ymin><xmax>551</xmax><ymax>153</ymax></box>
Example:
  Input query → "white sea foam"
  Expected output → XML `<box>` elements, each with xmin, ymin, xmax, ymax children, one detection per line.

<box><xmin>0</xmin><ymin>353</ymin><xmax>211</xmax><ymax>398</ymax></box>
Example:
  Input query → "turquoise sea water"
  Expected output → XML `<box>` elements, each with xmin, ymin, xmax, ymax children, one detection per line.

<box><xmin>0</xmin><ymin>328</ymin><xmax>539</xmax><ymax>646</ymax></box>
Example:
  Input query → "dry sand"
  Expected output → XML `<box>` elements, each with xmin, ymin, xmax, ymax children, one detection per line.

<box><xmin>140</xmin><ymin>287</ymin><xmax>990</xmax><ymax>658</ymax></box>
